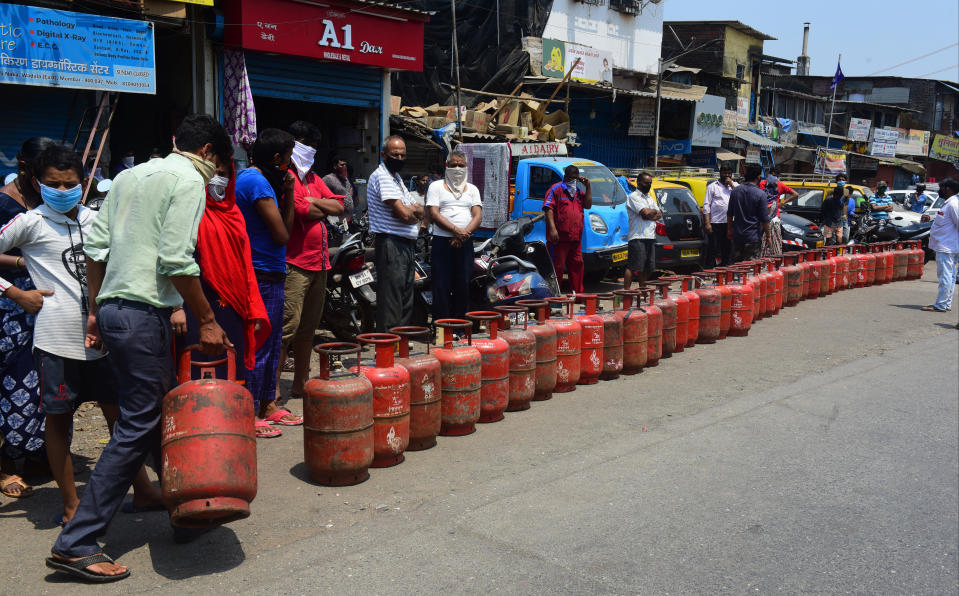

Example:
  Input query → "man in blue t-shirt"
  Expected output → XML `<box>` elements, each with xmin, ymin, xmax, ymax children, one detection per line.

<box><xmin>906</xmin><ymin>184</ymin><xmax>932</xmax><ymax>213</ymax></box>
<box><xmin>727</xmin><ymin>164</ymin><xmax>771</xmax><ymax>262</ymax></box>
<box><xmin>868</xmin><ymin>180</ymin><xmax>894</xmax><ymax>221</ymax></box>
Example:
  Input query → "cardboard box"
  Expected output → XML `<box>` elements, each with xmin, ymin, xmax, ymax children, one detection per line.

<box><xmin>427</xmin><ymin>105</ymin><xmax>457</xmax><ymax>120</ymax></box>
<box><xmin>519</xmin><ymin>111</ymin><xmax>533</xmax><ymax>131</ymax></box>
<box><xmin>463</xmin><ymin>110</ymin><xmax>490</xmax><ymax>131</ymax></box>
<box><xmin>400</xmin><ymin>106</ymin><xmax>428</xmax><ymax>118</ymax></box>
<box><xmin>427</xmin><ymin>116</ymin><xmax>451</xmax><ymax>129</ymax></box>
<box><xmin>498</xmin><ymin>101</ymin><xmax>522</xmax><ymax>126</ymax></box>
<box><xmin>390</xmin><ymin>95</ymin><xmax>402</xmax><ymax>115</ymax></box>
<box><xmin>495</xmin><ymin>125</ymin><xmax>529</xmax><ymax>137</ymax></box>
<box><xmin>542</xmin><ymin>110</ymin><xmax>570</xmax><ymax>140</ymax></box>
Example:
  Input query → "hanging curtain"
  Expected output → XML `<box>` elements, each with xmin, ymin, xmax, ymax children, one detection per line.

<box><xmin>222</xmin><ymin>49</ymin><xmax>257</xmax><ymax>148</ymax></box>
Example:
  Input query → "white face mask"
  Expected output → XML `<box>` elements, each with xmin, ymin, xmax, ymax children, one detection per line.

<box><xmin>121</xmin><ymin>156</ymin><xmax>135</xmax><ymax>169</ymax></box>
<box><xmin>445</xmin><ymin>165</ymin><xmax>467</xmax><ymax>189</ymax></box>
<box><xmin>567</xmin><ymin>180</ymin><xmax>578</xmax><ymax>194</ymax></box>
<box><xmin>291</xmin><ymin>140</ymin><xmax>316</xmax><ymax>181</ymax></box>
<box><xmin>207</xmin><ymin>175</ymin><xmax>229</xmax><ymax>201</ymax></box>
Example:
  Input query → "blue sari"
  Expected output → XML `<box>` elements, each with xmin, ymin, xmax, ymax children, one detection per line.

<box><xmin>0</xmin><ymin>192</ymin><xmax>44</xmax><ymax>460</ymax></box>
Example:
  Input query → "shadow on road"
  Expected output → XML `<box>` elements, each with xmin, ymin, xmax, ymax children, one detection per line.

<box><xmin>890</xmin><ymin>304</ymin><xmax>925</xmax><ymax>310</ymax></box>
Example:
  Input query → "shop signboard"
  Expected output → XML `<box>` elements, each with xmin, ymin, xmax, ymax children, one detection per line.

<box><xmin>542</xmin><ymin>38</ymin><xmax>613</xmax><ymax>84</ymax></box>
<box><xmin>658</xmin><ymin>138</ymin><xmax>692</xmax><ymax>155</ymax></box>
<box><xmin>814</xmin><ymin>149</ymin><xmax>847</xmax><ymax>174</ymax></box>
<box><xmin>628</xmin><ymin>97</ymin><xmax>655</xmax><ymax>136</ymax></box>
<box><xmin>689</xmin><ymin>94</ymin><xmax>725</xmax><ymax>148</ymax></box>
<box><xmin>745</xmin><ymin>147</ymin><xmax>761</xmax><ymax>164</ymax></box>
<box><xmin>723</xmin><ymin>109</ymin><xmax>738</xmax><ymax>132</ymax></box>
<box><xmin>895</xmin><ymin>129</ymin><xmax>930</xmax><ymax>156</ymax></box>
<box><xmin>736</xmin><ymin>96</ymin><xmax>749</xmax><ymax>127</ymax></box>
<box><xmin>685</xmin><ymin>147</ymin><xmax>716</xmax><ymax>168</ymax></box>
<box><xmin>0</xmin><ymin>3</ymin><xmax>155</xmax><ymax>93</ymax></box>
<box><xmin>512</xmin><ymin>142</ymin><xmax>568</xmax><ymax>157</ymax></box>
<box><xmin>167</xmin><ymin>0</ymin><xmax>213</xmax><ymax>4</ymax></box>
<box><xmin>459</xmin><ymin>143</ymin><xmax>511</xmax><ymax>228</ymax></box>
<box><xmin>847</xmin><ymin>117</ymin><xmax>871</xmax><ymax>142</ymax></box>
<box><xmin>929</xmin><ymin>134</ymin><xmax>959</xmax><ymax>165</ymax></box>
<box><xmin>226</xmin><ymin>0</ymin><xmax>425</xmax><ymax>71</ymax></box>
<box><xmin>869</xmin><ymin>128</ymin><xmax>898</xmax><ymax>158</ymax></box>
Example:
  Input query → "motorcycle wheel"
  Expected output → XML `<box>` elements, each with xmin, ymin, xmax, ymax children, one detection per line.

<box><xmin>323</xmin><ymin>292</ymin><xmax>375</xmax><ymax>341</ymax></box>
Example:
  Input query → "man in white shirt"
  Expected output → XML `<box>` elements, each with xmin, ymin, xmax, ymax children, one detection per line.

<box><xmin>704</xmin><ymin>166</ymin><xmax>737</xmax><ymax>266</ymax></box>
<box><xmin>624</xmin><ymin>172</ymin><xmax>662</xmax><ymax>289</ymax></box>
<box><xmin>426</xmin><ymin>150</ymin><xmax>482</xmax><ymax>319</ymax></box>
<box><xmin>367</xmin><ymin>136</ymin><xmax>424</xmax><ymax>331</ymax></box>
<box><xmin>921</xmin><ymin>177</ymin><xmax>959</xmax><ymax>314</ymax></box>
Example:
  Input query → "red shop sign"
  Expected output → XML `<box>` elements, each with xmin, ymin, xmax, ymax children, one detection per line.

<box><xmin>225</xmin><ymin>0</ymin><xmax>426</xmax><ymax>71</ymax></box>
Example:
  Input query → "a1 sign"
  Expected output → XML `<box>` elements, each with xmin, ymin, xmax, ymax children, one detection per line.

<box><xmin>225</xmin><ymin>0</ymin><xmax>426</xmax><ymax>71</ymax></box>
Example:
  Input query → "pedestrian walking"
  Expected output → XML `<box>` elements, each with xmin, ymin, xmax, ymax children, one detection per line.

<box><xmin>47</xmin><ymin>114</ymin><xmax>234</xmax><ymax>582</ymax></box>
<box><xmin>0</xmin><ymin>144</ymin><xmax>162</xmax><ymax>524</ymax></box>
<box><xmin>758</xmin><ymin>168</ymin><xmax>797</xmax><ymax>257</ymax></box>
<box><xmin>921</xmin><ymin>177</ymin><xmax>958</xmax><ymax>313</ymax></box>
<box><xmin>234</xmin><ymin>128</ymin><xmax>302</xmax><ymax>430</ymax></box>
<box><xmin>623</xmin><ymin>172</ymin><xmax>661</xmax><ymax>289</ymax></box>
<box><xmin>544</xmin><ymin>165</ymin><xmax>591</xmax><ymax>293</ymax></box>
<box><xmin>367</xmin><ymin>136</ymin><xmax>424</xmax><ymax>331</ymax></box>
<box><xmin>728</xmin><ymin>165</ymin><xmax>771</xmax><ymax>262</ymax></box>
<box><xmin>280</xmin><ymin>121</ymin><xmax>344</xmax><ymax>405</ymax></box>
<box><xmin>174</xmin><ymin>158</ymin><xmax>272</xmax><ymax>435</ymax></box>
<box><xmin>0</xmin><ymin>136</ymin><xmax>54</xmax><ymax>499</ymax></box>
<box><xmin>427</xmin><ymin>149</ymin><xmax>482</xmax><ymax>320</ymax></box>
<box><xmin>704</xmin><ymin>166</ymin><xmax>736</xmax><ymax>266</ymax></box>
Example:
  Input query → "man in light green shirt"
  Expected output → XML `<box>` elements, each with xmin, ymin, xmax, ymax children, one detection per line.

<box><xmin>48</xmin><ymin>115</ymin><xmax>234</xmax><ymax>583</ymax></box>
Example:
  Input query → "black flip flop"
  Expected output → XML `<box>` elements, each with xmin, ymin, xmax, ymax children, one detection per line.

<box><xmin>45</xmin><ymin>553</ymin><xmax>130</xmax><ymax>583</ymax></box>
<box><xmin>120</xmin><ymin>501</ymin><xmax>166</xmax><ymax>514</ymax></box>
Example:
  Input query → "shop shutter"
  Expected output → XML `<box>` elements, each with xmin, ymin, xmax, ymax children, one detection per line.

<box><xmin>244</xmin><ymin>52</ymin><xmax>382</xmax><ymax>108</ymax></box>
<box><xmin>0</xmin><ymin>85</ymin><xmax>89</xmax><ymax>178</ymax></box>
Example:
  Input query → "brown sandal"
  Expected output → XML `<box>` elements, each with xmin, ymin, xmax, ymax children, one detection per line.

<box><xmin>0</xmin><ymin>473</ymin><xmax>34</xmax><ymax>498</ymax></box>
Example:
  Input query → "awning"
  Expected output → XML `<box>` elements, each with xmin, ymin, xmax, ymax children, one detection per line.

<box><xmin>716</xmin><ymin>150</ymin><xmax>744</xmax><ymax>161</ymax></box>
<box><xmin>655</xmin><ymin>82</ymin><xmax>708</xmax><ymax>102</ymax></box>
<box><xmin>731</xmin><ymin>129</ymin><xmax>782</xmax><ymax>148</ymax></box>
<box><xmin>878</xmin><ymin>157</ymin><xmax>926</xmax><ymax>174</ymax></box>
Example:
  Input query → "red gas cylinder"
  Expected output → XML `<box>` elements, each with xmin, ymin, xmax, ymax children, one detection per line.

<box><xmin>649</xmin><ymin>281</ymin><xmax>678</xmax><ymax>357</ymax></box>
<box><xmin>734</xmin><ymin>265</ymin><xmax>762</xmax><ymax>323</ymax></box>
<box><xmin>863</xmin><ymin>245</ymin><xmax>878</xmax><ymax>286</ymax></box>
<box><xmin>824</xmin><ymin>248</ymin><xmax>838</xmax><ymax>294</ymax></box>
<box><xmin>573</xmin><ymin>294</ymin><xmax>605</xmax><ymax>384</ymax></box>
<box><xmin>816</xmin><ymin>249</ymin><xmax>831</xmax><ymax>297</ymax></box>
<box><xmin>890</xmin><ymin>242</ymin><xmax>906</xmax><ymax>282</ymax></box>
<box><xmin>880</xmin><ymin>243</ymin><xmax>895</xmax><ymax>284</ymax></box>
<box><xmin>851</xmin><ymin>245</ymin><xmax>866</xmax><ymax>287</ymax></box>
<box><xmin>669</xmin><ymin>276</ymin><xmax>700</xmax><ymax>348</ymax></box>
<box><xmin>872</xmin><ymin>244</ymin><xmax>888</xmax><ymax>285</ymax></box>
<box><xmin>727</xmin><ymin>269</ymin><xmax>754</xmax><ymax>337</ymax></box>
<box><xmin>905</xmin><ymin>240</ymin><xmax>924</xmax><ymax>280</ymax></box>
<box><xmin>595</xmin><ymin>293</ymin><xmax>624</xmax><ymax>380</ymax></box>
<box><xmin>433</xmin><ymin>319</ymin><xmax>482</xmax><ymax>436</ymax></box>
<box><xmin>391</xmin><ymin>327</ymin><xmax>442</xmax><ymax>451</ymax></box>
<box><xmin>545</xmin><ymin>297</ymin><xmax>582</xmax><ymax>392</ymax></box>
<box><xmin>639</xmin><ymin>286</ymin><xmax>664</xmax><ymax>366</ymax></box>
<box><xmin>752</xmin><ymin>261</ymin><xmax>775</xmax><ymax>317</ymax></box>
<box><xmin>835</xmin><ymin>246</ymin><xmax>851</xmax><ymax>290</ymax></box>
<box><xmin>690</xmin><ymin>274</ymin><xmax>721</xmax><ymax>344</ymax></box>
<box><xmin>612</xmin><ymin>289</ymin><xmax>648</xmax><ymax>374</ymax></box>
<box><xmin>780</xmin><ymin>254</ymin><xmax>802</xmax><ymax>307</ymax></box>
<box><xmin>764</xmin><ymin>258</ymin><xmax>784</xmax><ymax>313</ymax></box>
<box><xmin>493</xmin><ymin>306</ymin><xmax>537</xmax><ymax>412</ymax></box>
<box><xmin>805</xmin><ymin>251</ymin><xmax>822</xmax><ymax>299</ymax></box>
<box><xmin>794</xmin><ymin>251</ymin><xmax>810</xmax><ymax>300</ymax></box>
<box><xmin>706</xmin><ymin>269</ymin><xmax>733</xmax><ymax>339</ymax></box>
<box><xmin>516</xmin><ymin>300</ymin><xmax>558</xmax><ymax>401</ymax></box>
<box><xmin>464</xmin><ymin>311</ymin><xmax>511</xmax><ymax>423</ymax></box>
<box><xmin>354</xmin><ymin>334</ymin><xmax>410</xmax><ymax>468</ymax></box>
<box><xmin>304</xmin><ymin>343</ymin><xmax>374</xmax><ymax>486</ymax></box>
<box><xmin>162</xmin><ymin>348</ymin><xmax>256</xmax><ymax>527</ymax></box>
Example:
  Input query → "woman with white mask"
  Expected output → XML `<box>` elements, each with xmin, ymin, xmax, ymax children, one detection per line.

<box><xmin>426</xmin><ymin>149</ymin><xmax>482</xmax><ymax>320</ymax></box>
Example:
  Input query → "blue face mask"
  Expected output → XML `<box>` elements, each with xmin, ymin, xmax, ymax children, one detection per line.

<box><xmin>38</xmin><ymin>182</ymin><xmax>83</xmax><ymax>213</ymax></box>
<box><xmin>837</xmin><ymin>180</ymin><xmax>846</xmax><ymax>187</ymax></box>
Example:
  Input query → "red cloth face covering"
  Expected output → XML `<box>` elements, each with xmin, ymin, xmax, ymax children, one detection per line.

<box><xmin>194</xmin><ymin>161</ymin><xmax>271</xmax><ymax>369</ymax></box>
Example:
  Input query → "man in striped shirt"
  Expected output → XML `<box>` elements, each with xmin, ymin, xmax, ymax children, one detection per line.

<box><xmin>367</xmin><ymin>136</ymin><xmax>424</xmax><ymax>331</ymax></box>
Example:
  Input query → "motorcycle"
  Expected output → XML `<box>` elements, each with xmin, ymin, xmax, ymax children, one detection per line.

<box><xmin>469</xmin><ymin>213</ymin><xmax>560</xmax><ymax>308</ymax></box>
<box><xmin>849</xmin><ymin>212</ymin><xmax>933</xmax><ymax>261</ymax></box>
<box><xmin>321</xmin><ymin>231</ymin><xmax>376</xmax><ymax>341</ymax></box>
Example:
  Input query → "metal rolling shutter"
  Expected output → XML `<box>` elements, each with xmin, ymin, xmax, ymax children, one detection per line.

<box><xmin>0</xmin><ymin>85</ymin><xmax>89</xmax><ymax>178</ymax></box>
<box><xmin>244</xmin><ymin>52</ymin><xmax>382</xmax><ymax>108</ymax></box>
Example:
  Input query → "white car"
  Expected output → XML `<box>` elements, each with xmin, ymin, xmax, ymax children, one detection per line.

<box><xmin>921</xmin><ymin>194</ymin><xmax>947</xmax><ymax>222</ymax></box>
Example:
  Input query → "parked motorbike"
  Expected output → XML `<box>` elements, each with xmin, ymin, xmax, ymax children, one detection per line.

<box><xmin>469</xmin><ymin>213</ymin><xmax>560</xmax><ymax>308</ymax></box>
<box><xmin>849</xmin><ymin>212</ymin><xmax>933</xmax><ymax>260</ymax></box>
<box><xmin>321</xmin><ymin>231</ymin><xmax>376</xmax><ymax>341</ymax></box>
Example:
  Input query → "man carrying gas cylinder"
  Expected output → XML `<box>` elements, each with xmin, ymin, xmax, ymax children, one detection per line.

<box><xmin>45</xmin><ymin>114</ymin><xmax>234</xmax><ymax>582</ymax></box>
<box><xmin>544</xmin><ymin>165</ymin><xmax>592</xmax><ymax>294</ymax></box>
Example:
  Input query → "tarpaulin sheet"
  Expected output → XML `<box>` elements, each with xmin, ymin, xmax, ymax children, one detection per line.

<box><xmin>459</xmin><ymin>142</ymin><xmax>512</xmax><ymax>228</ymax></box>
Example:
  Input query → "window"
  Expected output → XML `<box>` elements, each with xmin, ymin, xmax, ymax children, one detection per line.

<box><xmin>794</xmin><ymin>190</ymin><xmax>823</xmax><ymax>208</ymax></box>
<box><xmin>655</xmin><ymin>188</ymin><xmax>699</xmax><ymax>214</ymax></box>
<box><xmin>576</xmin><ymin>165</ymin><xmax>627</xmax><ymax>206</ymax></box>
<box><xmin>736</xmin><ymin>63</ymin><xmax>746</xmax><ymax>80</ymax></box>
<box><xmin>528</xmin><ymin>166</ymin><xmax>561</xmax><ymax>201</ymax></box>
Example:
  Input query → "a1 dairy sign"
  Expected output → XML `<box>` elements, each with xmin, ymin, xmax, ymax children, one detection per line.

<box><xmin>226</xmin><ymin>0</ymin><xmax>425</xmax><ymax>71</ymax></box>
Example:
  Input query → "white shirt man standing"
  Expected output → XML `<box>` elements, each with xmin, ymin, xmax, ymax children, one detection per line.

<box><xmin>921</xmin><ymin>177</ymin><xmax>959</xmax><ymax>315</ymax></box>
<box><xmin>704</xmin><ymin>167</ymin><xmax>737</xmax><ymax>266</ymax></box>
<box><xmin>624</xmin><ymin>172</ymin><xmax>662</xmax><ymax>289</ymax></box>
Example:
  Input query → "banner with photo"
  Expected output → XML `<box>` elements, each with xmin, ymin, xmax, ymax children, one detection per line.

<box><xmin>814</xmin><ymin>149</ymin><xmax>847</xmax><ymax>174</ymax></box>
<box><xmin>542</xmin><ymin>38</ymin><xmax>613</xmax><ymax>84</ymax></box>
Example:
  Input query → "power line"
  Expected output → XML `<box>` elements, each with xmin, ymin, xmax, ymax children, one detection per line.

<box><xmin>865</xmin><ymin>43</ymin><xmax>958</xmax><ymax>76</ymax></box>
<box><xmin>914</xmin><ymin>64</ymin><xmax>959</xmax><ymax>78</ymax></box>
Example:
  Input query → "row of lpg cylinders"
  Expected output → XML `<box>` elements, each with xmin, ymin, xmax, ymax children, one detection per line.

<box><xmin>301</xmin><ymin>240</ymin><xmax>923</xmax><ymax>485</ymax></box>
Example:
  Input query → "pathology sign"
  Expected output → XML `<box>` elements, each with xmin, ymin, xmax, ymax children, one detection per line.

<box><xmin>689</xmin><ymin>94</ymin><xmax>725</xmax><ymax>147</ymax></box>
<box><xmin>0</xmin><ymin>4</ymin><xmax>155</xmax><ymax>93</ymax></box>
<box><xmin>225</xmin><ymin>0</ymin><xmax>426</xmax><ymax>71</ymax></box>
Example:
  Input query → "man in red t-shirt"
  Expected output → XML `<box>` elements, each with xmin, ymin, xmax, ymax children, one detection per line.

<box><xmin>281</xmin><ymin>121</ymin><xmax>344</xmax><ymax>399</ymax></box>
<box><xmin>757</xmin><ymin>168</ymin><xmax>798</xmax><ymax>257</ymax></box>
<box><xmin>544</xmin><ymin>165</ymin><xmax>592</xmax><ymax>293</ymax></box>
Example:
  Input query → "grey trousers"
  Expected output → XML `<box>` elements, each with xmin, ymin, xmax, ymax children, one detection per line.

<box><xmin>374</xmin><ymin>234</ymin><xmax>416</xmax><ymax>332</ymax></box>
<box><xmin>53</xmin><ymin>299</ymin><xmax>173</xmax><ymax>557</ymax></box>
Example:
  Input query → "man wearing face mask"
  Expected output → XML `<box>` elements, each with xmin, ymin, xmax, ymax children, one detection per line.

<box><xmin>280</xmin><ymin>121</ymin><xmax>344</xmax><ymax>403</ymax></box>
<box><xmin>427</xmin><ymin>150</ymin><xmax>482</xmax><ymax>320</ymax></box>
<box><xmin>869</xmin><ymin>180</ymin><xmax>895</xmax><ymax>223</ymax></box>
<box><xmin>45</xmin><ymin>114</ymin><xmax>234</xmax><ymax>581</ymax></box>
<box><xmin>624</xmin><ymin>172</ymin><xmax>661</xmax><ymax>289</ymax></box>
<box><xmin>544</xmin><ymin>165</ymin><xmax>592</xmax><ymax>293</ymax></box>
<box><xmin>367</xmin><ymin>136</ymin><xmax>424</xmax><ymax>331</ymax></box>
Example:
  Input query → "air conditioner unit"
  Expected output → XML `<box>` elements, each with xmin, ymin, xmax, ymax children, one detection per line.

<box><xmin>609</xmin><ymin>0</ymin><xmax>641</xmax><ymax>15</ymax></box>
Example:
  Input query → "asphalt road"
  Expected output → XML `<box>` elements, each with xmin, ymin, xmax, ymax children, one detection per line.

<box><xmin>3</xmin><ymin>262</ymin><xmax>957</xmax><ymax>594</ymax></box>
